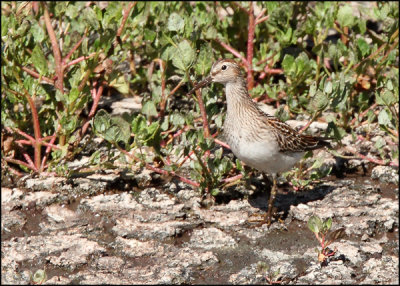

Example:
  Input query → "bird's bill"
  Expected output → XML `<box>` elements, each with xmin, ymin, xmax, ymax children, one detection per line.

<box><xmin>188</xmin><ymin>76</ymin><xmax>212</xmax><ymax>95</ymax></box>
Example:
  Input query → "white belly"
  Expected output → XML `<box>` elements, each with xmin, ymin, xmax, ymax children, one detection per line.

<box><xmin>231</xmin><ymin>140</ymin><xmax>304</xmax><ymax>174</ymax></box>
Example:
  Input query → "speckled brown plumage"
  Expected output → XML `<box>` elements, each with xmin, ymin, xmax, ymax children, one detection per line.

<box><xmin>190</xmin><ymin>59</ymin><xmax>330</xmax><ymax>225</ymax></box>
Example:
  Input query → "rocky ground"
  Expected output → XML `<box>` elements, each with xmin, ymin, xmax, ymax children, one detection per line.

<box><xmin>1</xmin><ymin>156</ymin><xmax>398</xmax><ymax>284</ymax></box>
<box><xmin>2</xmin><ymin>92</ymin><xmax>399</xmax><ymax>284</ymax></box>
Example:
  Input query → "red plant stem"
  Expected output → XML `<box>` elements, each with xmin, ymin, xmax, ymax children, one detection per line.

<box><xmin>256</xmin><ymin>15</ymin><xmax>269</xmax><ymax>25</ymax></box>
<box><xmin>255</xmin><ymin>52</ymin><xmax>277</xmax><ymax>66</ymax></box>
<box><xmin>222</xmin><ymin>174</ymin><xmax>243</xmax><ymax>183</ymax></box>
<box><xmin>214</xmin><ymin>38</ymin><xmax>248</xmax><ymax>67</ymax></box>
<box><xmin>15</xmin><ymin>139</ymin><xmax>60</xmax><ymax>150</ymax></box>
<box><xmin>62</xmin><ymin>29</ymin><xmax>87</xmax><ymax>65</ymax></box>
<box><xmin>90</xmin><ymin>83</ymin><xmax>97</xmax><ymax>100</ymax></box>
<box><xmin>41</xmin><ymin>130</ymin><xmax>59</xmax><ymax>171</ymax></box>
<box><xmin>4</xmin><ymin>164</ymin><xmax>24</xmax><ymax>177</ymax></box>
<box><xmin>8</xmin><ymin>127</ymin><xmax>35</xmax><ymax>143</ymax></box>
<box><xmin>264</xmin><ymin>68</ymin><xmax>283</xmax><ymax>74</ymax></box>
<box><xmin>43</xmin><ymin>3</ymin><xmax>64</xmax><ymax>94</ymax></box>
<box><xmin>21</xmin><ymin>66</ymin><xmax>55</xmax><ymax>85</ymax></box>
<box><xmin>345</xmin><ymin>147</ymin><xmax>399</xmax><ymax>167</ymax></box>
<box><xmin>117</xmin><ymin>2</ymin><xmax>136</xmax><ymax>39</ymax></box>
<box><xmin>147</xmin><ymin>164</ymin><xmax>200</xmax><ymax>187</ymax></box>
<box><xmin>77</xmin><ymin>69</ymin><xmax>92</xmax><ymax>93</ymax></box>
<box><xmin>4</xmin><ymin>157</ymin><xmax>36</xmax><ymax>172</ymax></box>
<box><xmin>169</xmin><ymin>79</ymin><xmax>185</xmax><ymax>97</ymax></box>
<box><xmin>214</xmin><ymin>138</ymin><xmax>231</xmax><ymax>149</ymax></box>
<box><xmin>64</xmin><ymin>53</ymin><xmax>97</xmax><ymax>69</ymax></box>
<box><xmin>89</xmin><ymin>83</ymin><xmax>104</xmax><ymax>118</ymax></box>
<box><xmin>352</xmin><ymin>41</ymin><xmax>387</xmax><ymax>70</ymax></box>
<box><xmin>173</xmin><ymin>128</ymin><xmax>185</xmax><ymax>138</ymax></box>
<box><xmin>255</xmin><ymin>8</ymin><xmax>266</xmax><ymax>22</ymax></box>
<box><xmin>8</xmin><ymin>127</ymin><xmax>60</xmax><ymax>150</ymax></box>
<box><xmin>81</xmin><ymin>83</ymin><xmax>104</xmax><ymax>135</ymax></box>
<box><xmin>246</xmin><ymin>2</ymin><xmax>255</xmax><ymax>90</ymax></box>
<box><xmin>350</xmin><ymin>103</ymin><xmax>378</xmax><ymax>126</ymax></box>
<box><xmin>258</xmin><ymin>68</ymin><xmax>283</xmax><ymax>80</ymax></box>
<box><xmin>119</xmin><ymin>148</ymin><xmax>200</xmax><ymax>187</ymax></box>
<box><xmin>231</xmin><ymin>1</ymin><xmax>249</xmax><ymax>14</ymax></box>
<box><xmin>188</xmin><ymin>75</ymin><xmax>211</xmax><ymax>138</ymax></box>
<box><xmin>23</xmin><ymin>153</ymin><xmax>36</xmax><ymax>169</ymax></box>
<box><xmin>41</xmin><ymin>134</ymin><xmax>58</xmax><ymax>141</ymax></box>
<box><xmin>24</xmin><ymin>94</ymin><xmax>42</xmax><ymax>171</ymax></box>
<box><xmin>299</xmin><ymin>118</ymin><xmax>315</xmax><ymax>134</ymax></box>
<box><xmin>195</xmin><ymin>88</ymin><xmax>210</xmax><ymax>138</ymax></box>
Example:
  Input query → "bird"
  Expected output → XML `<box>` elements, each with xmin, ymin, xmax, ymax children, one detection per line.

<box><xmin>188</xmin><ymin>58</ymin><xmax>330</xmax><ymax>225</ymax></box>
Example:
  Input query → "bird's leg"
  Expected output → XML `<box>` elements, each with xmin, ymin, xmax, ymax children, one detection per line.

<box><xmin>266</xmin><ymin>174</ymin><xmax>277</xmax><ymax>226</ymax></box>
<box><xmin>247</xmin><ymin>173</ymin><xmax>277</xmax><ymax>226</ymax></box>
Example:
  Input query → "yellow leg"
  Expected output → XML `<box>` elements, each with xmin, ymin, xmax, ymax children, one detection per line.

<box><xmin>266</xmin><ymin>175</ymin><xmax>277</xmax><ymax>226</ymax></box>
<box><xmin>247</xmin><ymin>174</ymin><xmax>279</xmax><ymax>226</ymax></box>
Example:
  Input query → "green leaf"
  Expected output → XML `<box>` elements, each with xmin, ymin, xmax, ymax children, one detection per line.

<box><xmin>195</xmin><ymin>44</ymin><xmax>213</xmax><ymax>75</ymax></box>
<box><xmin>68</xmin><ymin>88</ymin><xmax>80</xmax><ymax>104</ymax></box>
<box><xmin>65</xmin><ymin>4</ymin><xmax>79</xmax><ymax>19</ymax></box>
<box><xmin>236</xmin><ymin>159</ymin><xmax>243</xmax><ymax>171</ymax></box>
<box><xmin>30</xmin><ymin>45</ymin><xmax>48</xmax><ymax>75</ymax></box>
<box><xmin>387</xmin><ymin>79</ymin><xmax>394</xmax><ymax>91</ymax></box>
<box><xmin>144</xmin><ymin>28</ymin><xmax>157</xmax><ymax>42</ymax></box>
<box><xmin>161</xmin><ymin>46</ymin><xmax>175</xmax><ymax>61</ymax></box>
<box><xmin>309</xmin><ymin>82</ymin><xmax>317</xmax><ymax>97</ymax></box>
<box><xmin>308</xmin><ymin>215</ymin><xmax>323</xmax><ymax>234</ymax></box>
<box><xmin>380</xmin><ymin>90</ymin><xmax>396</xmax><ymax>106</ymax></box>
<box><xmin>323</xmin><ymin>217</ymin><xmax>332</xmax><ymax>231</ymax></box>
<box><xmin>337</xmin><ymin>5</ymin><xmax>355</xmax><ymax>27</ymax></box>
<box><xmin>55</xmin><ymin>2</ymin><xmax>68</xmax><ymax>15</ymax></box>
<box><xmin>109</xmin><ymin>75</ymin><xmax>129</xmax><ymax>95</ymax></box>
<box><xmin>170</xmin><ymin>112</ymin><xmax>185</xmax><ymax>126</ymax></box>
<box><xmin>358</xmin><ymin>19</ymin><xmax>367</xmax><ymax>34</ymax></box>
<box><xmin>83</xmin><ymin>7</ymin><xmax>100</xmax><ymax>29</ymax></box>
<box><xmin>167</xmin><ymin>12</ymin><xmax>184</xmax><ymax>32</ymax></box>
<box><xmin>378</xmin><ymin>109</ymin><xmax>391</xmax><ymax>126</ymax></box>
<box><xmin>282</xmin><ymin>54</ymin><xmax>295</xmax><ymax>74</ymax></box>
<box><xmin>172</xmin><ymin>40</ymin><xmax>195</xmax><ymax>71</ymax></box>
<box><xmin>205</xmin><ymin>26</ymin><xmax>217</xmax><ymax>39</ymax></box>
<box><xmin>93</xmin><ymin>109</ymin><xmax>112</xmax><ymax>133</ymax></box>
<box><xmin>131</xmin><ymin>115</ymin><xmax>147</xmax><ymax>134</ymax></box>
<box><xmin>31</xmin><ymin>24</ymin><xmax>45</xmax><ymax>43</ymax></box>
<box><xmin>324</xmin><ymin>81</ymin><xmax>333</xmax><ymax>94</ymax></box>
<box><xmin>89</xmin><ymin>150</ymin><xmax>101</xmax><ymax>165</ymax></box>
<box><xmin>309</xmin><ymin>90</ymin><xmax>329</xmax><ymax>112</ymax></box>
<box><xmin>211</xmin><ymin>188</ymin><xmax>220</xmax><ymax>196</ymax></box>
<box><xmin>142</xmin><ymin>101</ymin><xmax>158</xmax><ymax>117</ymax></box>
<box><xmin>61</xmin><ymin>115</ymin><xmax>78</xmax><ymax>133</ymax></box>
<box><xmin>110</xmin><ymin>116</ymin><xmax>131</xmax><ymax>144</ymax></box>
<box><xmin>357</xmin><ymin>38</ymin><xmax>370</xmax><ymax>57</ymax></box>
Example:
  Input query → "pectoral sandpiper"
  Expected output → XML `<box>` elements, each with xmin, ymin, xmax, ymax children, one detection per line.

<box><xmin>189</xmin><ymin>59</ymin><xmax>330</xmax><ymax>225</ymax></box>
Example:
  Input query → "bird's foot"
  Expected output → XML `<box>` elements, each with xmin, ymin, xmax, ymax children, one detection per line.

<box><xmin>248</xmin><ymin>209</ymin><xmax>285</xmax><ymax>227</ymax></box>
<box><xmin>248</xmin><ymin>211</ymin><xmax>273</xmax><ymax>227</ymax></box>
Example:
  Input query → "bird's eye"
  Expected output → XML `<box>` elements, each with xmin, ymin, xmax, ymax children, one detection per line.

<box><xmin>221</xmin><ymin>65</ymin><xmax>227</xmax><ymax>70</ymax></box>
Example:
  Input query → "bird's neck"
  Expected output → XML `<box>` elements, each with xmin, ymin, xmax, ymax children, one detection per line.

<box><xmin>225</xmin><ymin>78</ymin><xmax>257</xmax><ymax>116</ymax></box>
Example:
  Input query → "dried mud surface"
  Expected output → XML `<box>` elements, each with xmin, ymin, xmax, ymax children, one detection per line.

<box><xmin>1</xmin><ymin>160</ymin><xmax>398</xmax><ymax>284</ymax></box>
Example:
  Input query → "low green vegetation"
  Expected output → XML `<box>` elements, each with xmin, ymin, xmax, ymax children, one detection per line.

<box><xmin>2</xmin><ymin>2</ymin><xmax>398</xmax><ymax>195</ymax></box>
<box><xmin>308</xmin><ymin>215</ymin><xmax>346</xmax><ymax>264</ymax></box>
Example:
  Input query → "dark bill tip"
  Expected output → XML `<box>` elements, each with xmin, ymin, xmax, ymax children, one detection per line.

<box><xmin>188</xmin><ymin>76</ymin><xmax>212</xmax><ymax>95</ymax></box>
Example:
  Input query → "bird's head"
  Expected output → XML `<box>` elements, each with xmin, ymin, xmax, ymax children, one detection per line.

<box><xmin>188</xmin><ymin>59</ymin><xmax>242</xmax><ymax>94</ymax></box>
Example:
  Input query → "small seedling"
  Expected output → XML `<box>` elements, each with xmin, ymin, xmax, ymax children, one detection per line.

<box><xmin>30</xmin><ymin>269</ymin><xmax>47</xmax><ymax>285</ymax></box>
<box><xmin>308</xmin><ymin>215</ymin><xmax>346</xmax><ymax>264</ymax></box>
<box><xmin>256</xmin><ymin>262</ymin><xmax>282</xmax><ymax>285</ymax></box>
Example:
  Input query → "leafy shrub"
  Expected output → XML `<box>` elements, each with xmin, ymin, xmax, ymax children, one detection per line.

<box><xmin>2</xmin><ymin>2</ymin><xmax>398</xmax><ymax>193</ymax></box>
